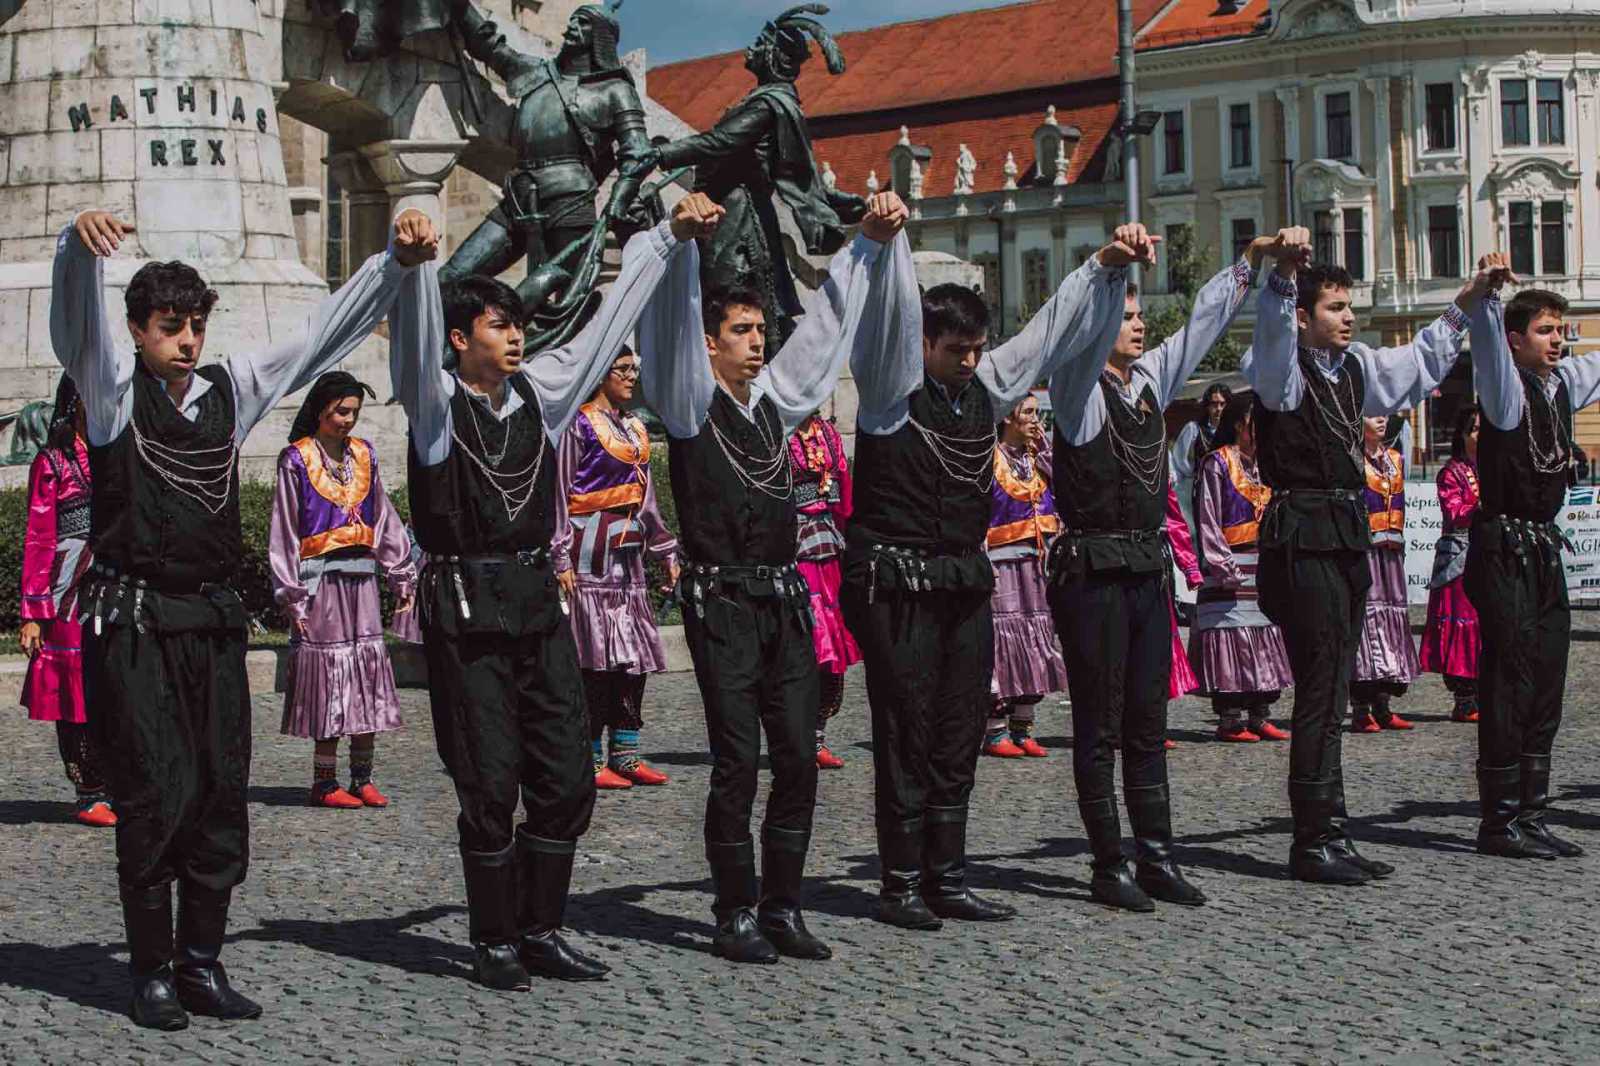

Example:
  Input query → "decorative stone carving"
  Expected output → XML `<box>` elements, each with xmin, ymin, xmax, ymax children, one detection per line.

<box><xmin>953</xmin><ymin>143</ymin><xmax>976</xmax><ymax>196</ymax></box>
<box><xmin>1277</xmin><ymin>1</ymin><xmax>1362</xmax><ymax>41</ymax></box>
<box><xmin>866</xmin><ymin>169</ymin><xmax>880</xmax><ymax>194</ymax></box>
<box><xmin>1002</xmin><ymin>151</ymin><xmax>1019</xmax><ymax>191</ymax></box>
<box><xmin>908</xmin><ymin>158</ymin><xmax>924</xmax><ymax>201</ymax></box>
<box><xmin>1518</xmin><ymin>49</ymin><xmax>1544</xmax><ymax>77</ymax></box>
<box><xmin>821</xmin><ymin>160</ymin><xmax>837</xmax><ymax>192</ymax></box>
<box><xmin>1053</xmin><ymin>139</ymin><xmax>1070</xmax><ymax>187</ymax></box>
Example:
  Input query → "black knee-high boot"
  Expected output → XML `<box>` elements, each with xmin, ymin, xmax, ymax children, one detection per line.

<box><xmin>461</xmin><ymin>842</ymin><xmax>532</xmax><ymax>990</ymax></box>
<box><xmin>1327</xmin><ymin>770</ymin><xmax>1394</xmax><ymax>878</ymax></box>
<box><xmin>757</xmin><ymin>826</ymin><xmax>831</xmax><ymax>959</ymax></box>
<box><xmin>1079</xmin><ymin>796</ymin><xmax>1154</xmax><ymax>912</ymax></box>
<box><xmin>515</xmin><ymin>830</ymin><xmax>609</xmax><ymax>980</ymax></box>
<box><xmin>707</xmin><ymin>839</ymin><xmax>778</xmax><ymax>964</ymax></box>
<box><xmin>174</xmin><ymin>884</ymin><xmax>262</xmax><ymax>1019</ymax></box>
<box><xmin>120</xmin><ymin>882</ymin><xmax>188</xmax><ymax>1031</ymax></box>
<box><xmin>1124</xmin><ymin>784</ymin><xmax>1205</xmax><ymax>906</ymax></box>
<box><xmin>1287</xmin><ymin>779</ymin><xmax>1372</xmax><ymax>884</ymax></box>
<box><xmin>875</xmin><ymin>816</ymin><xmax>942</xmax><ymax>930</ymax></box>
<box><xmin>922</xmin><ymin>805</ymin><xmax>1016</xmax><ymax>922</ymax></box>
<box><xmin>1517</xmin><ymin>755</ymin><xmax>1584</xmax><ymax>857</ymax></box>
<box><xmin>1476</xmin><ymin>763</ymin><xmax>1557</xmax><ymax>859</ymax></box>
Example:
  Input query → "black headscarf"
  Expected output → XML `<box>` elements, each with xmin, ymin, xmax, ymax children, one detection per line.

<box><xmin>46</xmin><ymin>374</ymin><xmax>83</xmax><ymax>452</ymax></box>
<box><xmin>288</xmin><ymin>371</ymin><xmax>376</xmax><ymax>444</ymax></box>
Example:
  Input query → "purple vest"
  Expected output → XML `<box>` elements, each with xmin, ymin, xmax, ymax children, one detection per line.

<box><xmin>286</xmin><ymin>437</ymin><xmax>380</xmax><ymax>558</ymax></box>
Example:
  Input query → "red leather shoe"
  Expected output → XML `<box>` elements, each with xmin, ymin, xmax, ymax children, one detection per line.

<box><xmin>983</xmin><ymin>736</ymin><xmax>1025</xmax><ymax>758</ymax></box>
<box><xmin>312</xmin><ymin>785</ymin><xmax>364</xmax><ymax>808</ymax></box>
<box><xmin>1016</xmin><ymin>736</ymin><xmax>1050</xmax><ymax>758</ymax></box>
<box><xmin>1451</xmin><ymin>707</ymin><xmax>1481</xmax><ymax>723</ymax></box>
<box><xmin>1378</xmin><ymin>713</ymin><xmax>1415</xmax><ymax>731</ymax></box>
<box><xmin>1216</xmin><ymin>726</ymin><xmax>1261</xmax><ymax>743</ymax></box>
<box><xmin>615</xmin><ymin>761</ymin><xmax>670</xmax><ymax>786</ymax></box>
<box><xmin>352</xmin><ymin>782</ymin><xmax>390</xmax><ymax>807</ymax></box>
<box><xmin>1350</xmin><ymin>712</ymin><xmax>1381</xmax><ymax>734</ymax></box>
<box><xmin>815</xmin><ymin>746</ymin><xmax>845</xmax><ymax>770</ymax></box>
<box><xmin>1253</xmin><ymin>721</ymin><xmax>1291</xmax><ymax>741</ymax></box>
<box><xmin>75</xmin><ymin>800</ymin><xmax>117</xmax><ymax>827</ymax></box>
<box><xmin>1164</xmin><ymin>738</ymin><xmax>1178</xmax><ymax>750</ymax></box>
<box><xmin>594</xmin><ymin>766</ymin><xmax>634</xmax><ymax>790</ymax></box>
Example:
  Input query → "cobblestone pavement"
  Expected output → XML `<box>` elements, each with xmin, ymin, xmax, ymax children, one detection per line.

<box><xmin>4</xmin><ymin>621</ymin><xmax>1600</xmax><ymax>1065</ymax></box>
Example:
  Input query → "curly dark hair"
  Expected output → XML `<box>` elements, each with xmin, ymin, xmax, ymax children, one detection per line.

<box><xmin>702</xmin><ymin>283</ymin><xmax>768</xmax><ymax>337</ymax></box>
<box><xmin>125</xmin><ymin>261</ymin><xmax>218</xmax><ymax>327</ymax></box>
<box><xmin>1294</xmin><ymin>263</ymin><xmax>1356</xmax><ymax>317</ymax></box>
<box><xmin>922</xmin><ymin>283</ymin><xmax>990</xmax><ymax>343</ymax></box>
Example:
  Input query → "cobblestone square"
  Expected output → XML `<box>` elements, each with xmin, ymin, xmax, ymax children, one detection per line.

<box><xmin>3</xmin><ymin>626</ymin><xmax>1600</xmax><ymax>1065</ymax></box>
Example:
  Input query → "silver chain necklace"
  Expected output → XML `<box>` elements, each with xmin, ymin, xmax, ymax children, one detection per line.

<box><xmin>132</xmin><ymin>420</ymin><xmax>239</xmax><ymax>515</ymax></box>
<box><xmin>710</xmin><ymin>401</ymin><xmax>793</xmax><ymax>500</ymax></box>
<box><xmin>1525</xmin><ymin>375</ymin><xmax>1573</xmax><ymax>475</ymax></box>
<box><xmin>1300</xmin><ymin>347</ymin><xmax>1364</xmax><ymax>472</ymax></box>
<box><xmin>1101</xmin><ymin>375</ymin><xmax>1167</xmax><ymax>496</ymax></box>
<box><xmin>909</xmin><ymin>416</ymin><xmax>996</xmax><ymax>490</ymax></box>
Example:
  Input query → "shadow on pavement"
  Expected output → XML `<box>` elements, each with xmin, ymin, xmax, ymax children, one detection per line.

<box><xmin>0</xmin><ymin>939</ymin><xmax>126</xmax><ymax>1015</ymax></box>
<box><xmin>567</xmin><ymin>877</ymin><xmax>715</xmax><ymax>952</ymax></box>
<box><xmin>634</xmin><ymin>750</ymin><xmax>713</xmax><ymax>769</ymax></box>
<box><xmin>247</xmin><ymin>786</ymin><xmax>314</xmax><ymax>807</ymax></box>
<box><xmin>0</xmin><ymin>799</ymin><xmax>78</xmax><ymax>825</ymax></box>
<box><xmin>234</xmin><ymin>904</ymin><xmax>472</xmax><ymax>979</ymax></box>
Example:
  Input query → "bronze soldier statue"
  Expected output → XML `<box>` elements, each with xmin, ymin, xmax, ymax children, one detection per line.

<box><xmin>440</xmin><ymin>0</ymin><xmax>655</xmax><ymax>319</ymax></box>
<box><xmin>319</xmin><ymin>0</ymin><xmax>453</xmax><ymax>61</ymax></box>
<box><xmin>633</xmin><ymin>4</ymin><xmax>866</xmax><ymax>348</ymax></box>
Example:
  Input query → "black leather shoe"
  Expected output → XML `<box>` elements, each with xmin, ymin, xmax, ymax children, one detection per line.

<box><xmin>1519</xmin><ymin>754</ymin><xmax>1585</xmax><ymax>857</ymax></box>
<box><xmin>472</xmin><ymin>943</ymin><xmax>532</xmax><ymax>991</ymax></box>
<box><xmin>1327</xmin><ymin>839</ymin><xmax>1395</xmax><ymax>879</ymax></box>
<box><xmin>120</xmin><ymin>882</ymin><xmax>189</xmax><ymax>1031</ymax></box>
<box><xmin>1125</xmin><ymin>784</ymin><xmax>1205</xmax><ymax>907</ymax></box>
<box><xmin>921</xmin><ymin>805</ymin><xmax>1016</xmax><ymax>922</ymax></box>
<box><xmin>520</xmin><ymin>930</ymin><xmax>610</xmax><ymax>980</ymax></box>
<box><xmin>876</xmin><ymin>817</ymin><xmax>942</xmax><ymax>930</ymax></box>
<box><xmin>1289</xmin><ymin>845</ymin><xmax>1373</xmax><ymax>884</ymax></box>
<box><xmin>514</xmin><ymin>831</ymin><xmax>610</xmax><ymax>980</ymax></box>
<box><xmin>1477</xmin><ymin>764</ymin><xmax>1559</xmax><ymax>860</ymax></box>
<box><xmin>173</xmin><ymin>884</ymin><xmax>262</xmax><ymax>1020</ymax></box>
<box><xmin>1289</xmin><ymin>779</ymin><xmax>1374</xmax><ymax>885</ymax></box>
<box><xmin>1091</xmin><ymin>864</ymin><xmax>1156</xmax><ymax>912</ymax></box>
<box><xmin>130</xmin><ymin>966</ymin><xmax>190</xmax><ymax>1031</ymax></box>
<box><xmin>757</xmin><ymin>827</ymin><xmax>832</xmax><ymax>959</ymax></box>
<box><xmin>1135</xmin><ymin>860</ymin><xmax>1206</xmax><ymax>906</ymax></box>
<box><xmin>1080</xmin><ymin>797</ymin><xmax>1154</xmax><ymax>911</ymax></box>
<box><xmin>712</xmin><ymin>908</ymin><xmax>779</xmax><ymax>965</ymax></box>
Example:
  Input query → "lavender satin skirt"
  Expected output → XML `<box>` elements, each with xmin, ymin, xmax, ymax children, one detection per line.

<box><xmin>1353</xmin><ymin>547</ymin><xmax>1420</xmax><ymax>684</ymax></box>
<box><xmin>281</xmin><ymin>573</ymin><xmax>404</xmax><ymax>740</ymax></box>
<box><xmin>991</xmin><ymin>556</ymin><xmax>1069</xmax><ymax>701</ymax></box>
<box><xmin>1189</xmin><ymin>623</ymin><xmax>1294</xmax><ymax>695</ymax></box>
<box><xmin>569</xmin><ymin>551</ymin><xmax>667</xmax><ymax>675</ymax></box>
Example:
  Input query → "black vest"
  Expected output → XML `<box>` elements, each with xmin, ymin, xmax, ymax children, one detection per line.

<box><xmin>1255</xmin><ymin>349</ymin><xmax>1371</xmax><ymax>551</ymax></box>
<box><xmin>408</xmin><ymin>374</ymin><xmax>557</xmax><ymax>555</ymax></box>
<box><xmin>87</xmin><ymin>364</ymin><xmax>242</xmax><ymax>587</ymax></box>
<box><xmin>668</xmin><ymin>390</ymin><xmax>797</xmax><ymax>566</ymax></box>
<box><xmin>1055</xmin><ymin>377</ymin><xmax>1167</xmax><ymax>533</ymax></box>
<box><xmin>1478</xmin><ymin>370</ymin><xmax>1573</xmax><ymax>523</ymax></box>
<box><xmin>848</xmin><ymin>379</ymin><xmax>995</xmax><ymax>556</ymax></box>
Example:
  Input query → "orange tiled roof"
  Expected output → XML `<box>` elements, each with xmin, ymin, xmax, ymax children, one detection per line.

<box><xmin>1136</xmin><ymin>0</ymin><xmax>1271</xmax><ymax>52</ymax></box>
<box><xmin>648</xmin><ymin>0</ymin><xmax>1169</xmax><ymax>129</ymax></box>
<box><xmin>811</xmin><ymin>100</ymin><xmax>1120</xmax><ymax>199</ymax></box>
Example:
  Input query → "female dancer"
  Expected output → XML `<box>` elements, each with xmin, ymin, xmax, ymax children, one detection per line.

<box><xmin>1420</xmin><ymin>406</ymin><xmax>1482</xmax><ymax>723</ymax></box>
<box><xmin>1350</xmin><ymin>415</ymin><xmax>1419</xmax><ymax>733</ymax></box>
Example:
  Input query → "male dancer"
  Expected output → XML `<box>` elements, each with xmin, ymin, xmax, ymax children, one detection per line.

<box><xmin>1046</xmin><ymin>231</ymin><xmax>1303</xmax><ymax>911</ymax></box>
<box><xmin>1467</xmin><ymin>277</ymin><xmax>1597</xmax><ymax>860</ymax></box>
<box><xmin>1248</xmin><ymin>247</ymin><xmax>1504</xmax><ymax>884</ymax></box>
<box><xmin>54</xmin><ymin>208</ymin><xmax>438</xmax><ymax>1029</ymax></box>
<box><xmin>392</xmin><ymin>193</ymin><xmax>721</xmax><ymax>989</ymax></box>
<box><xmin>842</xmin><ymin>220</ymin><xmax>1161</xmax><ymax>930</ymax></box>
<box><xmin>637</xmin><ymin>191</ymin><xmax>909</xmax><ymax>965</ymax></box>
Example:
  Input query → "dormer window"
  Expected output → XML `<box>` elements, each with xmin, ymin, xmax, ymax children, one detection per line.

<box><xmin>1031</xmin><ymin>106</ymin><xmax>1080</xmax><ymax>185</ymax></box>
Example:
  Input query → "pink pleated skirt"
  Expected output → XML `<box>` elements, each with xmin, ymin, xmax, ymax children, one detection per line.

<box><xmin>281</xmin><ymin>573</ymin><xmax>404</xmax><ymax>740</ymax></box>
<box><xmin>1419</xmin><ymin>576</ymin><xmax>1478</xmax><ymax>680</ymax></box>
<box><xmin>990</xmin><ymin>556</ymin><xmax>1069</xmax><ymax>700</ymax></box>
<box><xmin>22</xmin><ymin>617</ymin><xmax>86</xmax><ymax>724</ymax></box>
<box><xmin>1353</xmin><ymin>548</ymin><xmax>1420</xmax><ymax>684</ymax></box>
<box><xmin>797</xmin><ymin>555</ymin><xmax>861</xmax><ymax>674</ymax></box>
<box><xmin>568</xmin><ymin>551</ymin><xmax>668</xmax><ymax>675</ymax></box>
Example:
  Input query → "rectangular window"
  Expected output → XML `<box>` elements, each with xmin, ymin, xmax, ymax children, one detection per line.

<box><xmin>324</xmin><ymin>172</ymin><xmax>345</xmax><ymax>290</ymax></box>
<box><xmin>1231</xmin><ymin>217</ymin><xmax>1257</xmax><ymax>262</ymax></box>
<box><xmin>1165</xmin><ymin>224</ymin><xmax>1193</xmax><ymax>293</ymax></box>
<box><xmin>1541</xmin><ymin>200</ymin><xmax>1566</xmax><ymax>275</ymax></box>
<box><xmin>1313</xmin><ymin>210</ymin><xmax>1337</xmax><ymax>266</ymax></box>
<box><xmin>1502</xmin><ymin>79</ymin><xmax>1530</xmax><ymax>146</ymax></box>
<box><xmin>1424</xmin><ymin>83</ymin><xmax>1456</xmax><ymax>151</ymax></box>
<box><xmin>1343</xmin><ymin>208</ymin><xmax>1365</xmax><ymax>281</ymax></box>
<box><xmin>1163</xmin><ymin>110</ymin><xmax>1185</xmax><ymax>175</ymax></box>
<box><xmin>1229</xmin><ymin>103</ymin><xmax>1252</xmax><ymax>169</ymax></box>
<box><xmin>1537</xmin><ymin>78</ymin><xmax>1565</xmax><ymax>145</ymax></box>
<box><xmin>1325</xmin><ymin>91</ymin><xmax>1353</xmax><ymax>159</ymax></box>
<box><xmin>1427</xmin><ymin>205</ymin><xmax>1461</xmax><ymax>278</ymax></box>
<box><xmin>1510</xmin><ymin>201</ymin><xmax>1536</xmax><ymax>276</ymax></box>
<box><xmin>1021</xmin><ymin>249</ymin><xmax>1051</xmax><ymax>316</ymax></box>
<box><xmin>973</xmin><ymin>253</ymin><xmax>1001</xmax><ymax>329</ymax></box>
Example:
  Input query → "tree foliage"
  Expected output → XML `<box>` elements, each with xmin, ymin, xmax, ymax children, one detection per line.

<box><xmin>1139</xmin><ymin>226</ymin><xmax>1246</xmax><ymax>374</ymax></box>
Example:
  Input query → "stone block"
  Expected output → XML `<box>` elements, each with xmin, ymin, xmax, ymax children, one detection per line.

<box><xmin>195</xmin><ymin>229</ymin><xmax>249</xmax><ymax>260</ymax></box>
<box><xmin>0</xmin><ymin>137</ymin><xmax>8</xmax><ymax>186</ymax></box>
<box><xmin>0</xmin><ymin>292</ymin><xmax>31</xmax><ymax>370</ymax></box>
<box><xmin>0</xmin><ymin>369</ymin><xmax>55</xmax><ymax>401</ymax></box>
<box><xmin>97</xmin><ymin>0</ymin><xmax>136</xmax><ymax>25</ymax></box>
<box><xmin>13</xmin><ymin>27</ymin><xmax>96</xmax><ymax>82</ymax></box>
<box><xmin>242</xmin><ymin>182</ymin><xmax>293</xmax><ymax>237</ymax></box>
<box><xmin>53</xmin><ymin>0</ymin><xmax>101</xmax><ymax>27</ymax></box>
<box><xmin>0</xmin><ymin>81</ymin><xmax>52</xmax><ymax>137</ymax></box>
<box><xmin>241</xmin><ymin>22</ymin><xmax>276</xmax><ymax>84</ymax></box>
<box><xmin>27</xmin><ymin>286</ymin><xmax>54</xmax><ymax>366</ymax></box>
<box><xmin>244</xmin><ymin>233</ymin><xmax>277</xmax><ymax>259</ymax></box>
<box><xmin>100</xmin><ymin>127</ymin><xmax>136</xmax><ymax>180</ymax></box>
<box><xmin>0</xmin><ymin>237</ymin><xmax>61</xmax><ymax>264</ymax></box>
<box><xmin>93</xmin><ymin>26</ymin><xmax>163</xmax><ymax>78</ymax></box>
<box><xmin>233</xmin><ymin>131</ymin><xmax>262</xmax><ymax>183</ymax></box>
<box><xmin>134</xmin><ymin>177</ymin><xmax>241</xmax><ymax>243</ymax></box>
<box><xmin>8</xmin><ymin>132</ymin><xmax>102</xmax><ymax>185</ymax></box>
<box><xmin>208</xmin><ymin>283</ymin><xmax>271</xmax><ymax>352</ymax></box>
<box><xmin>47</xmin><ymin>180</ymin><xmax>133</xmax><ymax>234</ymax></box>
<box><xmin>47</xmin><ymin>78</ymin><xmax>137</xmax><ymax>133</ymax></box>
<box><xmin>7</xmin><ymin>1</ymin><xmax>51</xmax><ymax>30</ymax></box>
<box><xmin>0</xmin><ymin>24</ymin><xmax>14</xmax><ymax>83</ymax></box>
<box><xmin>212</xmin><ymin>0</ymin><xmax>262</xmax><ymax>31</ymax></box>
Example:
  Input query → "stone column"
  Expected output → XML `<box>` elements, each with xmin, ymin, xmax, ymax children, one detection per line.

<box><xmin>1461</xmin><ymin>64</ymin><xmax>1495</xmax><ymax>265</ymax></box>
<box><xmin>1572</xmin><ymin>69</ymin><xmax>1600</xmax><ymax>285</ymax></box>
<box><xmin>1274</xmin><ymin>85</ymin><xmax>1303</xmax><ymax>224</ymax></box>
<box><xmin>359</xmin><ymin>139</ymin><xmax>467</xmax><ymax>234</ymax></box>
<box><xmin>1366</xmin><ymin>74</ymin><xmax>1397</xmax><ymax>297</ymax></box>
<box><xmin>326</xmin><ymin>149</ymin><xmax>392</xmax><ymax>268</ymax></box>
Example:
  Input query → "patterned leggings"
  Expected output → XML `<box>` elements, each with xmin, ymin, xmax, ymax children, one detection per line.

<box><xmin>55</xmin><ymin>721</ymin><xmax>106</xmax><ymax>797</ymax></box>
<box><xmin>817</xmin><ymin>669</ymin><xmax>846</xmax><ymax>727</ymax></box>
<box><xmin>584</xmin><ymin>670</ymin><xmax>647</xmax><ymax>739</ymax></box>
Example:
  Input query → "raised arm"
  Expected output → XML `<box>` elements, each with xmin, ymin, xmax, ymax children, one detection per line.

<box><xmin>1142</xmin><ymin>259</ymin><xmax>1255</xmax><ymax>411</ymax></box>
<box><xmin>764</xmin><ymin>194</ymin><xmax>907</xmax><ymax>436</ymax></box>
<box><xmin>656</xmin><ymin>96</ymin><xmax>772</xmax><ymax>173</ymax></box>
<box><xmin>1471</xmin><ymin>293</ymin><xmax>1520</xmax><ymax>431</ymax></box>
<box><xmin>635</xmin><ymin>212</ymin><xmax>713</xmax><ymax>439</ymax></box>
<box><xmin>230</xmin><ymin>210</ymin><xmax>437</xmax><ymax>443</ymax></box>
<box><xmin>455</xmin><ymin>3</ymin><xmax>539</xmax><ymax>85</ymax></box>
<box><xmin>849</xmin><ymin>220</ymin><xmax>924</xmax><ymax>436</ymax></box>
<box><xmin>1243</xmin><ymin>231</ymin><xmax>1311</xmax><ymax>412</ymax></box>
<box><xmin>981</xmin><ymin>251</ymin><xmax>1128</xmax><ymax>416</ymax></box>
<box><xmin>1554</xmin><ymin>351</ymin><xmax>1600</xmax><ymax>414</ymax></box>
<box><xmin>51</xmin><ymin>214</ymin><xmax>136</xmax><ymax>446</ymax></box>
<box><xmin>527</xmin><ymin>200</ymin><xmax>712</xmax><ymax>443</ymax></box>
<box><xmin>388</xmin><ymin>258</ymin><xmax>454</xmax><ymax>466</ymax></box>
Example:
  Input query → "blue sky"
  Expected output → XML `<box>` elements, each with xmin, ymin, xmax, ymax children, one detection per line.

<box><xmin>622</xmin><ymin>0</ymin><xmax>1022</xmax><ymax>66</ymax></box>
